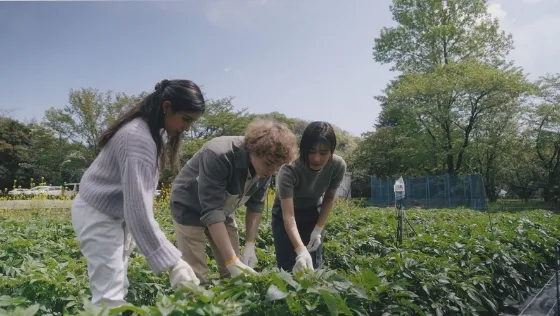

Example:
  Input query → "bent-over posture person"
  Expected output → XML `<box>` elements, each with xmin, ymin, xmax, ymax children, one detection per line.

<box><xmin>271</xmin><ymin>121</ymin><xmax>347</xmax><ymax>273</ymax></box>
<box><xmin>170</xmin><ymin>120</ymin><xmax>297</xmax><ymax>284</ymax></box>
<box><xmin>71</xmin><ymin>79</ymin><xmax>205</xmax><ymax>308</ymax></box>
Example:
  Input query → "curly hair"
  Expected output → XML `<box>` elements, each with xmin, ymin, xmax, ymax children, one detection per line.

<box><xmin>243</xmin><ymin>119</ymin><xmax>297</xmax><ymax>164</ymax></box>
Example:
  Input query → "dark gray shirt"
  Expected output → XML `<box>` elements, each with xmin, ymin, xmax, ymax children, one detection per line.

<box><xmin>170</xmin><ymin>136</ymin><xmax>271</xmax><ymax>227</ymax></box>
<box><xmin>274</xmin><ymin>154</ymin><xmax>347</xmax><ymax>212</ymax></box>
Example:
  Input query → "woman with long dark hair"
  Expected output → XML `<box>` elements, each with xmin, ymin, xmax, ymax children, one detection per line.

<box><xmin>71</xmin><ymin>79</ymin><xmax>205</xmax><ymax>308</ymax></box>
<box><xmin>271</xmin><ymin>121</ymin><xmax>347</xmax><ymax>273</ymax></box>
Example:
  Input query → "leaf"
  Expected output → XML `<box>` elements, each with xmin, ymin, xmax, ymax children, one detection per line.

<box><xmin>109</xmin><ymin>305</ymin><xmax>148</xmax><ymax>316</ymax></box>
<box><xmin>265</xmin><ymin>285</ymin><xmax>288</xmax><ymax>301</ymax></box>
<box><xmin>320</xmin><ymin>290</ymin><xmax>339</xmax><ymax>316</ymax></box>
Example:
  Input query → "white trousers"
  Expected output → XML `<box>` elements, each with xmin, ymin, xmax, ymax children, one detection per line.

<box><xmin>71</xmin><ymin>194</ymin><xmax>136</xmax><ymax>308</ymax></box>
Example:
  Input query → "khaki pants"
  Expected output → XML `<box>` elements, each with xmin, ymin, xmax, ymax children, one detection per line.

<box><xmin>173</xmin><ymin>218</ymin><xmax>240</xmax><ymax>284</ymax></box>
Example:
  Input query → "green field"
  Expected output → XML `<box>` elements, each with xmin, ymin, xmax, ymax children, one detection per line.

<box><xmin>1</xmin><ymin>198</ymin><xmax>560</xmax><ymax>315</ymax></box>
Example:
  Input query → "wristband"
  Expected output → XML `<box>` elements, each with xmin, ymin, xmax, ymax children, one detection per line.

<box><xmin>224</xmin><ymin>256</ymin><xmax>238</xmax><ymax>266</ymax></box>
<box><xmin>294</xmin><ymin>243</ymin><xmax>305</xmax><ymax>251</ymax></box>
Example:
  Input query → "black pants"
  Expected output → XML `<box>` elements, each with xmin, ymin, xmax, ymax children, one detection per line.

<box><xmin>271</xmin><ymin>199</ymin><xmax>324</xmax><ymax>272</ymax></box>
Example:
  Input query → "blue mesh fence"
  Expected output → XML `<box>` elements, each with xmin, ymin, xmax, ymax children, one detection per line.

<box><xmin>370</xmin><ymin>174</ymin><xmax>488</xmax><ymax>210</ymax></box>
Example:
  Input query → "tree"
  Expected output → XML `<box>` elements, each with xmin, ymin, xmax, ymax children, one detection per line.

<box><xmin>23</xmin><ymin>123</ymin><xmax>66</xmax><ymax>186</ymax></box>
<box><xmin>254</xmin><ymin>112</ymin><xmax>309</xmax><ymax>143</ymax></box>
<box><xmin>530</xmin><ymin>74</ymin><xmax>560</xmax><ymax>202</ymax></box>
<box><xmin>60</xmin><ymin>151</ymin><xmax>89</xmax><ymax>183</ymax></box>
<box><xmin>386</xmin><ymin>60</ymin><xmax>531</xmax><ymax>174</ymax></box>
<box><xmin>0</xmin><ymin>117</ymin><xmax>32</xmax><ymax>191</ymax></box>
<box><xmin>42</xmin><ymin>88</ymin><xmax>142</xmax><ymax>164</ymax></box>
<box><xmin>180</xmin><ymin>102</ymin><xmax>361</xmax><ymax>163</ymax></box>
<box><xmin>349</xmin><ymin>128</ymin><xmax>410</xmax><ymax>178</ymax></box>
<box><xmin>373</xmin><ymin>0</ymin><xmax>513</xmax><ymax>72</ymax></box>
<box><xmin>180</xmin><ymin>97</ymin><xmax>254</xmax><ymax>162</ymax></box>
<box><xmin>0</xmin><ymin>108</ymin><xmax>14</xmax><ymax>117</ymax></box>
<box><xmin>255</xmin><ymin>112</ymin><xmax>359</xmax><ymax>157</ymax></box>
<box><xmin>369</xmin><ymin>0</ymin><xmax>529</xmax><ymax>177</ymax></box>
<box><xmin>465</xmin><ymin>104</ymin><xmax>521</xmax><ymax>201</ymax></box>
<box><xmin>24</xmin><ymin>123</ymin><xmax>86</xmax><ymax>185</ymax></box>
<box><xmin>502</xmin><ymin>133</ymin><xmax>543</xmax><ymax>201</ymax></box>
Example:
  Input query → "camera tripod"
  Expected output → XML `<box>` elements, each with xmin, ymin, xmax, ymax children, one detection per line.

<box><xmin>395</xmin><ymin>199</ymin><xmax>417</xmax><ymax>246</ymax></box>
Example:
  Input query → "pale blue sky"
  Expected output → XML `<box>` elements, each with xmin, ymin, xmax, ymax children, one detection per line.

<box><xmin>1</xmin><ymin>0</ymin><xmax>558</xmax><ymax>137</ymax></box>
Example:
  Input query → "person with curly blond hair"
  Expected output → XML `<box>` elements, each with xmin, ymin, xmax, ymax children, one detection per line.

<box><xmin>170</xmin><ymin>119</ymin><xmax>297</xmax><ymax>284</ymax></box>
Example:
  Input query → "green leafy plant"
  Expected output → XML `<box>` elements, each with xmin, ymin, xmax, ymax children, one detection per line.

<box><xmin>1</xmin><ymin>201</ymin><xmax>560</xmax><ymax>315</ymax></box>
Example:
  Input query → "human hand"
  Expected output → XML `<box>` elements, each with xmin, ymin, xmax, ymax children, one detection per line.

<box><xmin>226</xmin><ymin>256</ymin><xmax>258</xmax><ymax>277</ymax></box>
<box><xmin>307</xmin><ymin>226</ymin><xmax>323</xmax><ymax>252</ymax></box>
<box><xmin>169</xmin><ymin>259</ymin><xmax>200</xmax><ymax>289</ymax></box>
<box><xmin>240</xmin><ymin>241</ymin><xmax>258</xmax><ymax>268</ymax></box>
<box><xmin>293</xmin><ymin>246</ymin><xmax>314</xmax><ymax>273</ymax></box>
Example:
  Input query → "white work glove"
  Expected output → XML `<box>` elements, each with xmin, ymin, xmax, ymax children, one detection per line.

<box><xmin>240</xmin><ymin>241</ymin><xmax>258</xmax><ymax>268</ymax></box>
<box><xmin>226</xmin><ymin>256</ymin><xmax>258</xmax><ymax>278</ymax></box>
<box><xmin>292</xmin><ymin>246</ymin><xmax>314</xmax><ymax>273</ymax></box>
<box><xmin>169</xmin><ymin>259</ymin><xmax>200</xmax><ymax>289</ymax></box>
<box><xmin>307</xmin><ymin>226</ymin><xmax>323</xmax><ymax>252</ymax></box>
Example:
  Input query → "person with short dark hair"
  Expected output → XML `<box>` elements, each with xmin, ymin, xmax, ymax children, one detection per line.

<box><xmin>170</xmin><ymin>119</ymin><xmax>298</xmax><ymax>284</ymax></box>
<box><xmin>72</xmin><ymin>79</ymin><xmax>206</xmax><ymax>308</ymax></box>
<box><xmin>271</xmin><ymin>121</ymin><xmax>347</xmax><ymax>273</ymax></box>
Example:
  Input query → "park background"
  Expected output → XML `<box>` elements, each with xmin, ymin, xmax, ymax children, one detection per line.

<box><xmin>1</xmin><ymin>0</ymin><xmax>560</xmax><ymax>315</ymax></box>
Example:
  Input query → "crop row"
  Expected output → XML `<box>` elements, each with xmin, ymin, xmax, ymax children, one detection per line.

<box><xmin>1</xmin><ymin>203</ymin><xmax>560</xmax><ymax>315</ymax></box>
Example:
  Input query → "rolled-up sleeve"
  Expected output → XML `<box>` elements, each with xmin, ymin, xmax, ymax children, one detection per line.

<box><xmin>245</xmin><ymin>178</ymin><xmax>271</xmax><ymax>213</ymax></box>
<box><xmin>198</xmin><ymin>150</ymin><xmax>231</xmax><ymax>226</ymax></box>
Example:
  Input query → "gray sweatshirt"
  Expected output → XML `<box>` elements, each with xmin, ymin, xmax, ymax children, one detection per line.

<box><xmin>78</xmin><ymin>118</ymin><xmax>181</xmax><ymax>275</ymax></box>
<box><xmin>170</xmin><ymin>136</ymin><xmax>271</xmax><ymax>227</ymax></box>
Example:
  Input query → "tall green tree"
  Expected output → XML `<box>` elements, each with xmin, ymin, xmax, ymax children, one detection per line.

<box><xmin>23</xmin><ymin>122</ymin><xmax>85</xmax><ymax>185</ymax></box>
<box><xmin>349</xmin><ymin>128</ymin><xmax>411</xmax><ymax>178</ymax></box>
<box><xmin>465</xmin><ymin>103</ymin><xmax>521</xmax><ymax>201</ymax></box>
<box><xmin>373</xmin><ymin>0</ymin><xmax>513</xmax><ymax>72</ymax></box>
<box><xmin>43</xmin><ymin>88</ymin><xmax>142</xmax><ymax>164</ymax></box>
<box><xmin>180</xmin><ymin>97</ymin><xmax>254</xmax><ymax>162</ymax></box>
<box><xmin>499</xmin><ymin>130</ymin><xmax>543</xmax><ymax>201</ymax></box>
<box><xmin>530</xmin><ymin>74</ymin><xmax>560</xmax><ymax>202</ymax></box>
<box><xmin>386</xmin><ymin>61</ymin><xmax>530</xmax><ymax>174</ymax></box>
<box><xmin>370</xmin><ymin>0</ymin><xmax>530</xmax><ymax>176</ymax></box>
<box><xmin>0</xmin><ymin>117</ymin><xmax>32</xmax><ymax>191</ymax></box>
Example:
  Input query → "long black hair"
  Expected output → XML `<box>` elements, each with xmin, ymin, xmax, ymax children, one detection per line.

<box><xmin>299</xmin><ymin>121</ymin><xmax>337</xmax><ymax>166</ymax></box>
<box><xmin>98</xmin><ymin>79</ymin><xmax>205</xmax><ymax>172</ymax></box>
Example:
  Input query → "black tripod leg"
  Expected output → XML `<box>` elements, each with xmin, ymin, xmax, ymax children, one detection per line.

<box><xmin>404</xmin><ymin>216</ymin><xmax>417</xmax><ymax>236</ymax></box>
<box><xmin>396</xmin><ymin>207</ymin><xmax>403</xmax><ymax>246</ymax></box>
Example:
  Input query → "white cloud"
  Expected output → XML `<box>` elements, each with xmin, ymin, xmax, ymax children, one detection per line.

<box><xmin>486</xmin><ymin>1</ymin><xmax>560</xmax><ymax>79</ymax></box>
<box><xmin>224</xmin><ymin>67</ymin><xmax>232</xmax><ymax>73</ymax></box>
<box><xmin>487</xmin><ymin>3</ymin><xmax>507</xmax><ymax>21</ymax></box>
<box><xmin>507</xmin><ymin>16</ymin><xmax>560</xmax><ymax>78</ymax></box>
<box><xmin>522</xmin><ymin>0</ymin><xmax>544</xmax><ymax>4</ymax></box>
